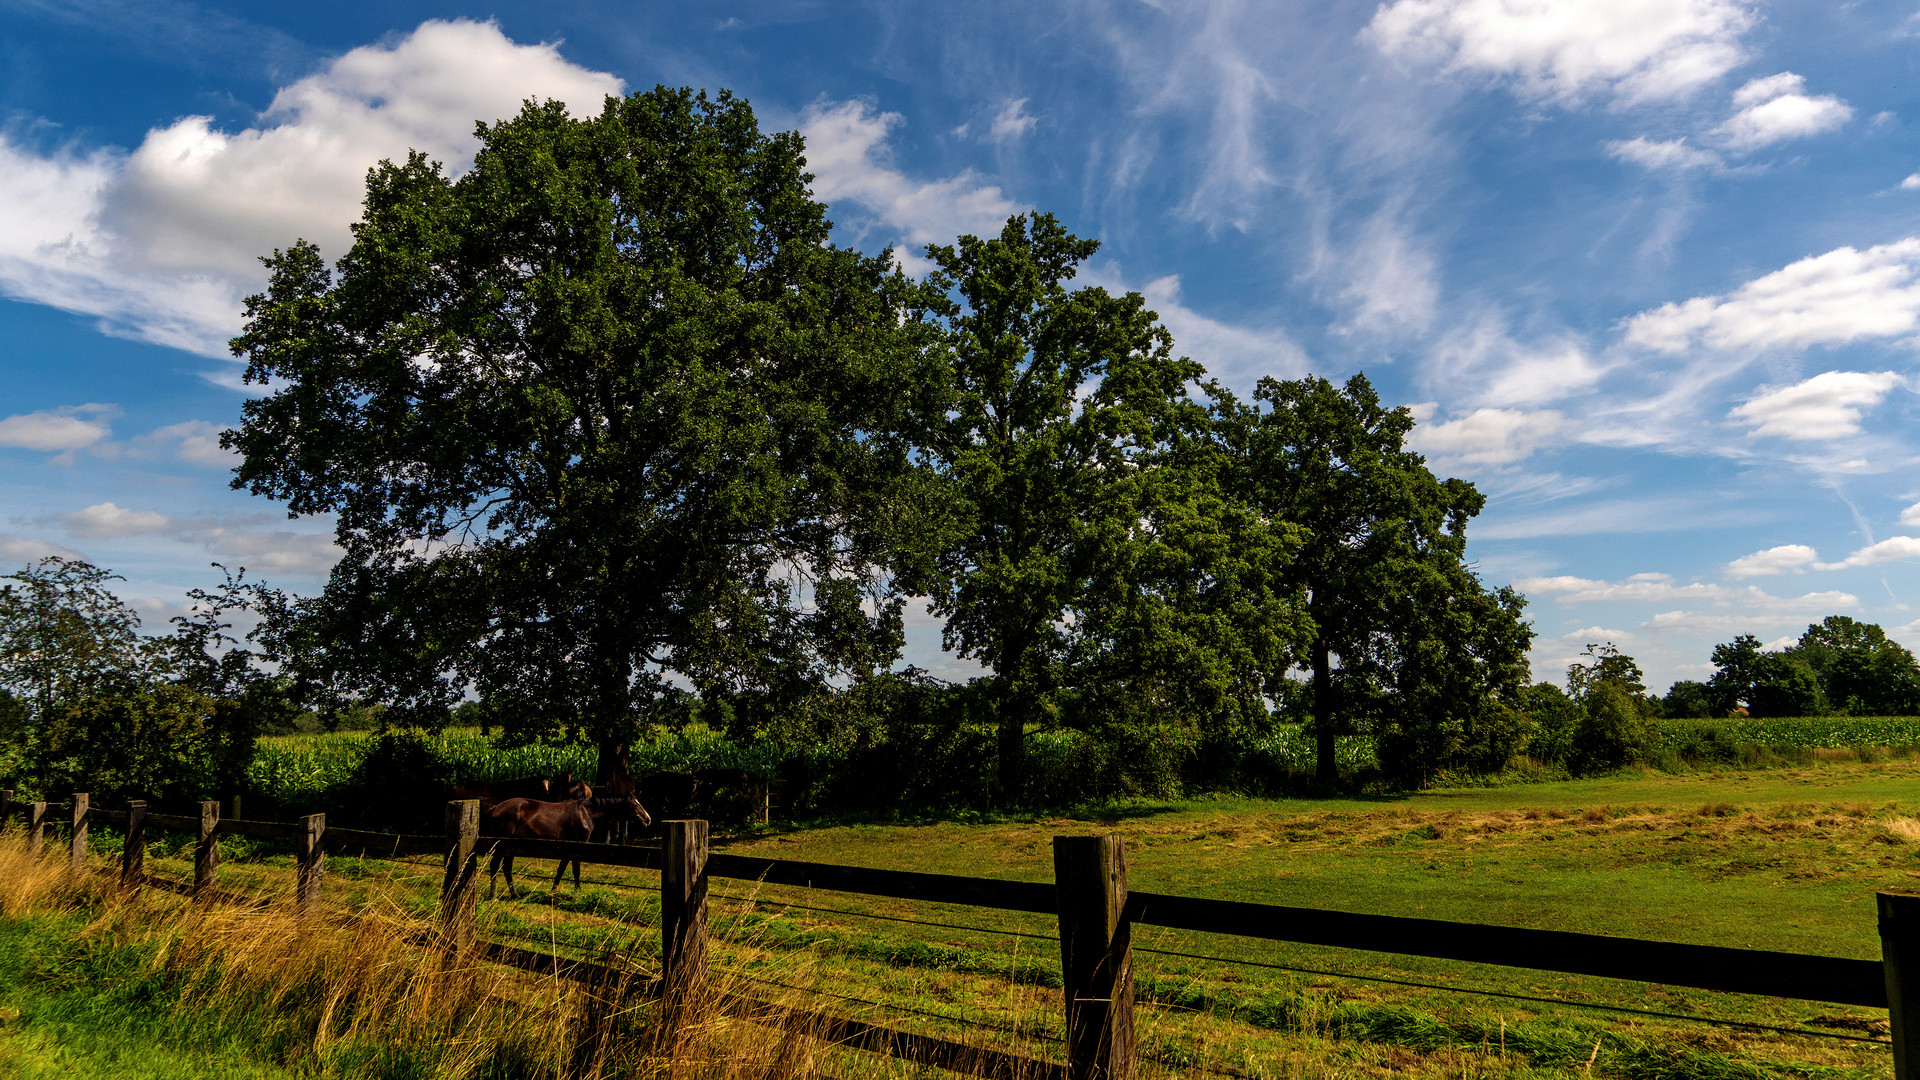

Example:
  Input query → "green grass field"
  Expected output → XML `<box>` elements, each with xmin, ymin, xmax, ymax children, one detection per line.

<box><xmin>17</xmin><ymin>755</ymin><xmax>1911</xmax><ymax>1079</ymax></box>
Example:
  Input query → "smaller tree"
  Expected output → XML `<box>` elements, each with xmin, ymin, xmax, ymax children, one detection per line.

<box><xmin>1661</xmin><ymin>680</ymin><xmax>1715</xmax><ymax>719</ymax></box>
<box><xmin>1793</xmin><ymin>616</ymin><xmax>1920</xmax><ymax>715</ymax></box>
<box><xmin>0</xmin><ymin>557</ymin><xmax>144</xmax><ymax>724</ymax></box>
<box><xmin>1709</xmin><ymin>634</ymin><xmax>1824</xmax><ymax>717</ymax></box>
<box><xmin>1561</xmin><ymin>643</ymin><xmax>1653</xmax><ymax>774</ymax></box>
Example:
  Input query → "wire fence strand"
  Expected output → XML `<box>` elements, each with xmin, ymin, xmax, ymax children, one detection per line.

<box><xmin>1132</xmin><ymin>945</ymin><xmax>1891</xmax><ymax>1045</ymax></box>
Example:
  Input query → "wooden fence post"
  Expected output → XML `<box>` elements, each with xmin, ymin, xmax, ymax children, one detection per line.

<box><xmin>27</xmin><ymin>802</ymin><xmax>46</xmax><ymax>855</ymax></box>
<box><xmin>194</xmin><ymin>800</ymin><xmax>219</xmax><ymax>895</ymax></box>
<box><xmin>1054</xmin><ymin>835</ymin><xmax>1135</xmax><ymax>1080</ymax></box>
<box><xmin>121</xmin><ymin>799</ymin><xmax>146</xmax><ymax>886</ymax></box>
<box><xmin>69</xmin><ymin>793</ymin><xmax>88</xmax><ymax>869</ymax></box>
<box><xmin>1</xmin><ymin>789</ymin><xmax>12</xmax><ymax>832</ymax></box>
<box><xmin>228</xmin><ymin>794</ymin><xmax>242</xmax><ymax>824</ymax></box>
<box><xmin>441</xmin><ymin>799</ymin><xmax>480</xmax><ymax>950</ymax></box>
<box><xmin>661</xmin><ymin>820</ymin><xmax>710</xmax><ymax>1018</ymax></box>
<box><xmin>295</xmin><ymin>813</ymin><xmax>324</xmax><ymax>912</ymax></box>
<box><xmin>1881</xmin><ymin>891</ymin><xmax>1920</xmax><ymax>1080</ymax></box>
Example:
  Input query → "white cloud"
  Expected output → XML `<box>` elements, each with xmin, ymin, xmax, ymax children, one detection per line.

<box><xmin>1082</xmin><ymin>266</ymin><xmax>1311</xmax><ymax>388</ymax></box>
<box><xmin>0</xmin><ymin>20</ymin><xmax>621</xmax><ymax>357</ymax></box>
<box><xmin>1426</xmin><ymin>316</ymin><xmax>1602</xmax><ymax>406</ymax></box>
<box><xmin>801</xmin><ymin>99</ymin><xmax>1024</xmax><ymax>264</ymax></box>
<box><xmin>194</xmin><ymin>529</ymin><xmax>342</xmax><ymax>576</ymax></box>
<box><xmin>1336</xmin><ymin>208</ymin><xmax>1440</xmax><ymax>334</ymax></box>
<box><xmin>987</xmin><ymin>98</ymin><xmax>1038</xmax><ymax>143</ymax></box>
<box><xmin>1902</xmin><ymin>173</ymin><xmax>1920</xmax><ymax>191</ymax></box>
<box><xmin>1725</xmin><ymin>544</ymin><xmax>1817</xmax><ymax>578</ymax></box>
<box><xmin>46</xmin><ymin>501</ymin><xmax>339</xmax><ymax>576</ymax></box>
<box><xmin>1900</xmin><ymin>501</ymin><xmax>1920</xmax><ymax>527</ymax></box>
<box><xmin>1562</xmin><ymin>625</ymin><xmax>1630</xmax><ymax>640</ymax></box>
<box><xmin>0</xmin><ymin>535</ymin><xmax>86</xmax><ymax>566</ymax></box>
<box><xmin>1606</xmin><ymin>136</ymin><xmax>1723</xmax><ymax>172</ymax></box>
<box><xmin>132</xmin><ymin>420</ymin><xmax>236</xmax><ymax>468</ymax></box>
<box><xmin>1728</xmin><ymin>370</ymin><xmax>1905</xmax><ymax>440</ymax></box>
<box><xmin>59</xmin><ymin>502</ymin><xmax>178</xmax><ymax>539</ymax></box>
<box><xmin>1520</xmin><ymin>572</ymin><xmax>1718</xmax><ymax>605</ymax></box>
<box><xmin>1365</xmin><ymin>0</ymin><xmax>1755</xmax><ymax>105</ymax></box>
<box><xmin>1519</xmin><ymin>572</ymin><xmax>1857</xmax><ymax>614</ymax></box>
<box><xmin>1621</xmin><ymin>239</ymin><xmax>1920</xmax><ymax>354</ymax></box>
<box><xmin>1717</xmin><ymin>72</ymin><xmax>1851</xmax><ymax>151</ymax></box>
<box><xmin>1814</xmin><ymin>536</ymin><xmax>1920</xmax><ymax>571</ymax></box>
<box><xmin>1405</xmin><ymin>405</ymin><xmax>1565</xmax><ymax>466</ymax></box>
<box><xmin>0</xmin><ymin>403</ymin><xmax>119</xmax><ymax>451</ymax></box>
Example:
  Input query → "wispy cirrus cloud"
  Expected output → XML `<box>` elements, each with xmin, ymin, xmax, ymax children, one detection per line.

<box><xmin>799</xmin><ymin>99</ymin><xmax>1024</xmax><ymax>265</ymax></box>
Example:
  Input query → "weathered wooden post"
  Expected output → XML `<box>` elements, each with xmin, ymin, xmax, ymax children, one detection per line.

<box><xmin>69</xmin><ymin>793</ymin><xmax>88</xmax><ymax>869</ymax></box>
<box><xmin>228</xmin><ymin>794</ymin><xmax>242</xmax><ymax>824</ymax></box>
<box><xmin>661</xmin><ymin>820</ymin><xmax>710</xmax><ymax>1019</ymax></box>
<box><xmin>295</xmin><ymin>813</ymin><xmax>325</xmax><ymax>912</ymax></box>
<box><xmin>1054</xmin><ymin>835</ymin><xmax>1136</xmax><ymax>1080</ymax></box>
<box><xmin>1881</xmin><ymin>891</ymin><xmax>1920</xmax><ymax>1080</ymax></box>
<box><xmin>194</xmin><ymin>800</ymin><xmax>219</xmax><ymax>895</ymax></box>
<box><xmin>440</xmin><ymin>799</ymin><xmax>480</xmax><ymax>950</ymax></box>
<box><xmin>121</xmin><ymin>799</ymin><xmax>147</xmax><ymax>886</ymax></box>
<box><xmin>1</xmin><ymin>789</ymin><xmax>12</xmax><ymax>832</ymax></box>
<box><xmin>26</xmin><ymin>802</ymin><xmax>46</xmax><ymax>855</ymax></box>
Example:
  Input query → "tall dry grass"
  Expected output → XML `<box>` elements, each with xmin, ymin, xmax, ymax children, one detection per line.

<box><xmin>0</xmin><ymin>834</ymin><xmax>1044</xmax><ymax>1080</ymax></box>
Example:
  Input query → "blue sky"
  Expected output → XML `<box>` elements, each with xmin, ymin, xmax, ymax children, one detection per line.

<box><xmin>3</xmin><ymin>0</ymin><xmax>1920</xmax><ymax>693</ymax></box>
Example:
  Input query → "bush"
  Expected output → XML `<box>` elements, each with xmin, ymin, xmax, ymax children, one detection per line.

<box><xmin>34</xmin><ymin>686</ymin><xmax>228</xmax><ymax>804</ymax></box>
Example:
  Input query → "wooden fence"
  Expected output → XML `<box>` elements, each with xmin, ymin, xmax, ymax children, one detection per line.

<box><xmin>3</xmin><ymin>789</ymin><xmax>1917</xmax><ymax>1080</ymax></box>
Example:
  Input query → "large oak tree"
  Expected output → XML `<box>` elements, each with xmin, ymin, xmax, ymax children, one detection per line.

<box><xmin>226</xmin><ymin>88</ymin><xmax>942</xmax><ymax>780</ymax></box>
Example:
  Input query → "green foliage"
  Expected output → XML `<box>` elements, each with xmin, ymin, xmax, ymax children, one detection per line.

<box><xmin>227</xmin><ymin>86</ymin><xmax>937</xmax><ymax>778</ymax></box>
<box><xmin>920</xmin><ymin>213</ymin><xmax>1272</xmax><ymax>799</ymax></box>
<box><xmin>1661</xmin><ymin>680</ymin><xmax>1716</xmax><ymax>719</ymax></box>
<box><xmin>1708</xmin><ymin>634</ymin><xmax>1825</xmax><ymax>717</ymax></box>
<box><xmin>1793</xmin><ymin>615</ymin><xmax>1920</xmax><ymax>715</ymax></box>
<box><xmin>1570</xmin><ymin>681</ymin><xmax>1654</xmax><ymax>774</ymax></box>
<box><xmin>1521</xmin><ymin>681</ymin><xmax>1579</xmax><ymax>763</ymax></box>
<box><xmin>0</xmin><ymin>557</ymin><xmax>143</xmax><ymax>729</ymax></box>
<box><xmin>1216</xmin><ymin>374</ymin><xmax>1529</xmax><ymax>785</ymax></box>
<box><xmin>34</xmin><ymin>685</ymin><xmax>227</xmax><ymax>803</ymax></box>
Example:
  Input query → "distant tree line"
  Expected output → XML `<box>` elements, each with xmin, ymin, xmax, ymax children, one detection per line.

<box><xmin>1513</xmin><ymin>616</ymin><xmax>1920</xmax><ymax>777</ymax></box>
<box><xmin>1662</xmin><ymin>617</ymin><xmax>1920</xmax><ymax>719</ymax></box>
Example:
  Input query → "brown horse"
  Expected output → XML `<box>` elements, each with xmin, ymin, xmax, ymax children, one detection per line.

<box><xmin>484</xmin><ymin>793</ymin><xmax>650</xmax><ymax>898</ymax></box>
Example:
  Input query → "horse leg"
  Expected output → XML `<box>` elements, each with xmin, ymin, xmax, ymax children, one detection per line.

<box><xmin>487</xmin><ymin>847</ymin><xmax>501</xmax><ymax>900</ymax></box>
<box><xmin>501</xmin><ymin>853</ymin><xmax>518</xmax><ymax>899</ymax></box>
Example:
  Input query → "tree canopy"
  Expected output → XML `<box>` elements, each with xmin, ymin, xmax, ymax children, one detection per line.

<box><xmin>1214</xmin><ymin>374</ymin><xmax>1526</xmax><ymax>784</ymax></box>
<box><xmin>227</xmin><ymin>88</ymin><xmax>943</xmax><ymax>779</ymax></box>
<box><xmin>918</xmin><ymin>214</ymin><xmax>1290</xmax><ymax>798</ymax></box>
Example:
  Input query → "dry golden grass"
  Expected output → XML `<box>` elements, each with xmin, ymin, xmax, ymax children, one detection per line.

<box><xmin>0</xmin><ymin>834</ymin><xmax>1069</xmax><ymax>1080</ymax></box>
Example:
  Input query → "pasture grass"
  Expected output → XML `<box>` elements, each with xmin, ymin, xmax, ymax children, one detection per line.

<box><xmin>10</xmin><ymin>758</ymin><xmax>1917</xmax><ymax>1078</ymax></box>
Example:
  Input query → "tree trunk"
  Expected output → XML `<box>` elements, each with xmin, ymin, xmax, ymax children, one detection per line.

<box><xmin>997</xmin><ymin>693</ymin><xmax>1027</xmax><ymax>806</ymax></box>
<box><xmin>596</xmin><ymin>734</ymin><xmax>632</xmax><ymax>790</ymax></box>
<box><xmin>1312</xmin><ymin>637</ymin><xmax>1336</xmax><ymax>786</ymax></box>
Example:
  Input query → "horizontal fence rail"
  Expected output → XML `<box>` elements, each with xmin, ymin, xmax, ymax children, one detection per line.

<box><xmin>1126</xmin><ymin>892</ymin><xmax>1888</xmax><ymax>1008</ymax></box>
<box><xmin>4</xmin><ymin>790</ymin><xmax>1913</xmax><ymax>1080</ymax></box>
